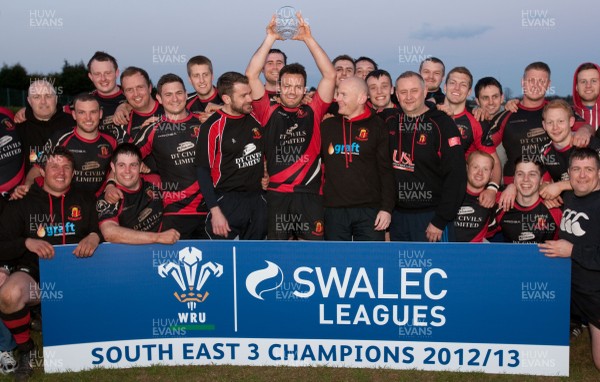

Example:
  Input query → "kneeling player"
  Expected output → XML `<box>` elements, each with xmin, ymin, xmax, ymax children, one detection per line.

<box><xmin>0</xmin><ymin>147</ymin><xmax>100</xmax><ymax>379</ymax></box>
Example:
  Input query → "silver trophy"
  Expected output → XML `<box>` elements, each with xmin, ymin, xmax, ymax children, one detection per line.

<box><xmin>275</xmin><ymin>6</ymin><xmax>298</xmax><ymax>40</ymax></box>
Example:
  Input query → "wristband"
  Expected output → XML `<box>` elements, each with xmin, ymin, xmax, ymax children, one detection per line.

<box><xmin>486</xmin><ymin>182</ymin><xmax>499</xmax><ymax>191</ymax></box>
<box><xmin>106</xmin><ymin>179</ymin><xmax>117</xmax><ymax>187</ymax></box>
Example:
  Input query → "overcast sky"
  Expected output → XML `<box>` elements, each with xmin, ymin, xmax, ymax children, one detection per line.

<box><xmin>1</xmin><ymin>0</ymin><xmax>597</xmax><ymax>97</ymax></box>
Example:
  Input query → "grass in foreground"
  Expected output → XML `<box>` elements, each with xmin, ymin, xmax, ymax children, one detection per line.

<box><xmin>0</xmin><ymin>331</ymin><xmax>596</xmax><ymax>382</ymax></box>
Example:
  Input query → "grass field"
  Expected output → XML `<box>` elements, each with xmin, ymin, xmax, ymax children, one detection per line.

<box><xmin>0</xmin><ymin>331</ymin><xmax>596</xmax><ymax>382</ymax></box>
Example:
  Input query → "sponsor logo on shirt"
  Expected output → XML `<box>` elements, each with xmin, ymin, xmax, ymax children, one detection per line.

<box><xmin>82</xmin><ymin>161</ymin><xmax>101</xmax><ymax>171</ymax></box>
<box><xmin>177</xmin><ymin>141</ymin><xmax>195</xmax><ymax>152</ymax></box>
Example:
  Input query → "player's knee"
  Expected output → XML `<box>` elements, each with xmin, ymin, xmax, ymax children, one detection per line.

<box><xmin>0</xmin><ymin>284</ymin><xmax>28</xmax><ymax>313</ymax></box>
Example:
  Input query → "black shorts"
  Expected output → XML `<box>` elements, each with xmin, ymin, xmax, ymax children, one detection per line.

<box><xmin>1</xmin><ymin>264</ymin><xmax>40</xmax><ymax>284</ymax></box>
<box><xmin>571</xmin><ymin>289</ymin><xmax>600</xmax><ymax>330</ymax></box>
<box><xmin>206</xmin><ymin>191</ymin><xmax>267</xmax><ymax>240</ymax></box>
<box><xmin>162</xmin><ymin>214</ymin><xmax>208</xmax><ymax>240</ymax></box>
<box><xmin>267</xmin><ymin>192</ymin><xmax>324</xmax><ymax>240</ymax></box>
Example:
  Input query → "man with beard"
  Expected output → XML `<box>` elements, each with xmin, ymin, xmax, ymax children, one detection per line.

<box><xmin>246</xmin><ymin>12</ymin><xmax>335</xmax><ymax>240</ymax></box>
<box><xmin>196</xmin><ymin>72</ymin><xmax>266</xmax><ymax>240</ymax></box>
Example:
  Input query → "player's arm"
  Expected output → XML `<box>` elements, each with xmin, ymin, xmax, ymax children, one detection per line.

<box><xmin>293</xmin><ymin>13</ymin><xmax>336</xmax><ymax>103</ymax></box>
<box><xmin>245</xmin><ymin>16</ymin><xmax>280</xmax><ymax>100</ymax></box>
<box><xmin>10</xmin><ymin>166</ymin><xmax>41</xmax><ymax>199</ymax></box>
<box><xmin>540</xmin><ymin>180</ymin><xmax>572</xmax><ymax>200</ymax></box>
<box><xmin>100</xmin><ymin>221</ymin><xmax>179</xmax><ymax>245</ymax></box>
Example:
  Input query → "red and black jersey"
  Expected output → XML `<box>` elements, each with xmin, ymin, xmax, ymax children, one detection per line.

<box><xmin>48</xmin><ymin>128</ymin><xmax>117</xmax><ymax>194</ymax></box>
<box><xmin>124</xmin><ymin>100</ymin><xmax>164</xmax><ymax>143</ymax></box>
<box><xmin>390</xmin><ymin>107</ymin><xmax>466</xmax><ymax>230</ymax></box>
<box><xmin>452</xmin><ymin>109</ymin><xmax>495</xmax><ymax>158</ymax></box>
<box><xmin>453</xmin><ymin>190</ymin><xmax>496</xmax><ymax>242</ymax></box>
<box><xmin>16</xmin><ymin>108</ymin><xmax>72</xmax><ymax>173</ymax></box>
<box><xmin>252</xmin><ymin>91</ymin><xmax>330</xmax><ymax>194</ymax></box>
<box><xmin>196</xmin><ymin>110</ymin><xmax>264</xmax><ymax>194</ymax></box>
<box><xmin>0</xmin><ymin>108</ymin><xmax>23</xmax><ymax>194</ymax></box>
<box><xmin>541</xmin><ymin>137</ymin><xmax>600</xmax><ymax>182</ymax></box>
<box><xmin>0</xmin><ymin>183</ymin><xmax>99</xmax><ymax>268</ymax></box>
<box><xmin>91</xmin><ymin>89</ymin><xmax>128</xmax><ymax>143</ymax></box>
<box><xmin>97</xmin><ymin>174</ymin><xmax>163</xmax><ymax>232</ymax></box>
<box><xmin>320</xmin><ymin>107</ymin><xmax>395</xmax><ymax>212</ymax></box>
<box><xmin>488</xmin><ymin>197</ymin><xmax>561</xmax><ymax>243</ymax></box>
<box><xmin>265</xmin><ymin>89</ymin><xmax>279</xmax><ymax>105</ymax></box>
<box><xmin>494</xmin><ymin>102</ymin><xmax>550</xmax><ymax>182</ymax></box>
<box><xmin>134</xmin><ymin>113</ymin><xmax>204</xmax><ymax>215</ymax></box>
<box><xmin>186</xmin><ymin>91</ymin><xmax>223</xmax><ymax>114</ymax></box>
<box><xmin>481</xmin><ymin>109</ymin><xmax>510</xmax><ymax>148</ymax></box>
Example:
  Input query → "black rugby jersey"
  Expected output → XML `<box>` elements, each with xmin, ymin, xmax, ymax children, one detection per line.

<box><xmin>496</xmin><ymin>102</ymin><xmax>549</xmax><ymax>181</ymax></box>
<box><xmin>186</xmin><ymin>91</ymin><xmax>223</xmax><ymax>114</ymax></box>
<box><xmin>196</xmin><ymin>109</ymin><xmax>264</xmax><ymax>194</ymax></box>
<box><xmin>453</xmin><ymin>190</ymin><xmax>496</xmax><ymax>242</ymax></box>
<box><xmin>252</xmin><ymin>91</ymin><xmax>330</xmax><ymax>194</ymax></box>
<box><xmin>452</xmin><ymin>110</ymin><xmax>495</xmax><ymax>158</ymax></box>
<box><xmin>0</xmin><ymin>109</ymin><xmax>23</xmax><ymax>193</ymax></box>
<box><xmin>97</xmin><ymin>174</ymin><xmax>163</xmax><ymax>232</ymax></box>
<box><xmin>48</xmin><ymin>128</ymin><xmax>116</xmax><ymax>194</ymax></box>
<box><xmin>541</xmin><ymin>137</ymin><xmax>600</xmax><ymax>182</ymax></box>
<box><xmin>135</xmin><ymin>113</ymin><xmax>204</xmax><ymax>215</ymax></box>
<box><xmin>488</xmin><ymin>197</ymin><xmax>561</xmax><ymax>243</ymax></box>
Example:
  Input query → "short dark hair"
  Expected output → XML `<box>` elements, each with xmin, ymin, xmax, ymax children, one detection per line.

<box><xmin>278</xmin><ymin>63</ymin><xmax>307</xmax><ymax>87</ymax></box>
<box><xmin>268</xmin><ymin>49</ymin><xmax>287</xmax><ymax>65</ymax></box>
<box><xmin>157</xmin><ymin>73</ymin><xmax>185</xmax><ymax>95</ymax></box>
<box><xmin>419</xmin><ymin>57</ymin><xmax>445</xmax><ymax>76</ymax></box>
<box><xmin>120</xmin><ymin>66</ymin><xmax>152</xmax><ymax>87</ymax></box>
<box><xmin>42</xmin><ymin>146</ymin><xmax>75</xmax><ymax>169</ymax></box>
<box><xmin>111</xmin><ymin>143</ymin><xmax>142</xmax><ymax>165</ymax></box>
<box><xmin>524</xmin><ymin>61</ymin><xmax>551</xmax><ymax>78</ymax></box>
<box><xmin>445</xmin><ymin>66</ymin><xmax>473</xmax><ymax>89</ymax></box>
<box><xmin>355</xmin><ymin>56</ymin><xmax>378</xmax><ymax>70</ymax></box>
<box><xmin>474</xmin><ymin>77</ymin><xmax>503</xmax><ymax>99</ymax></box>
<box><xmin>333</xmin><ymin>55</ymin><xmax>355</xmax><ymax>69</ymax></box>
<box><xmin>217</xmin><ymin>72</ymin><xmax>249</xmax><ymax>98</ymax></box>
<box><xmin>569</xmin><ymin>147</ymin><xmax>600</xmax><ymax>169</ymax></box>
<box><xmin>514</xmin><ymin>156</ymin><xmax>543</xmax><ymax>174</ymax></box>
<box><xmin>186</xmin><ymin>55</ymin><xmax>213</xmax><ymax>75</ymax></box>
<box><xmin>365</xmin><ymin>69</ymin><xmax>392</xmax><ymax>84</ymax></box>
<box><xmin>576</xmin><ymin>62</ymin><xmax>599</xmax><ymax>76</ymax></box>
<box><xmin>87</xmin><ymin>51</ymin><xmax>118</xmax><ymax>72</ymax></box>
<box><xmin>72</xmin><ymin>93</ymin><xmax>100</xmax><ymax>109</ymax></box>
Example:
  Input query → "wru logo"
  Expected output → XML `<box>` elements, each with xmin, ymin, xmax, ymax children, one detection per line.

<box><xmin>158</xmin><ymin>247</ymin><xmax>223</xmax><ymax>310</ymax></box>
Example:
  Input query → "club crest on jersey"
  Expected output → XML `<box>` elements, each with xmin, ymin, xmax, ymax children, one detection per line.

<box><xmin>312</xmin><ymin>220</ymin><xmax>324</xmax><ymax>236</ymax></box>
<box><xmin>98</xmin><ymin>144</ymin><xmax>111</xmax><ymax>159</ymax></box>
<box><xmin>296</xmin><ymin>108</ymin><xmax>307</xmax><ymax>119</ymax></box>
<box><xmin>1</xmin><ymin>118</ymin><xmax>15</xmax><ymax>131</ymax></box>
<box><xmin>191</xmin><ymin>125</ymin><xmax>201</xmax><ymax>139</ymax></box>
<box><xmin>252</xmin><ymin>127</ymin><xmax>262</xmax><ymax>139</ymax></box>
<box><xmin>417</xmin><ymin>133</ymin><xmax>427</xmax><ymax>145</ymax></box>
<box><xmin>157</xmin><ymin>246</ymin><xmax>223</xmax><ymax>311</ymax></box>
<box><xmin>355</xmin><ymin>128</ymin><xmax>369</xmax><ymax>141</ymax></box>
<box><xmin>457</xmin><ymin>125</ymin><xmax>468</xmax><ymax>140</ymax></box>
<box><xmin>68</xmin><ymin>205</ymin><xmax>82</xmax><ymax>221</ymax></box>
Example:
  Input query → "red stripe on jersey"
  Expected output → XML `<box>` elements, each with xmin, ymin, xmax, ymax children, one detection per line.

<box><xmin>207</xmin><ymin>117</ymin><xmax>227</xmax><ymax>187</ymax></box>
